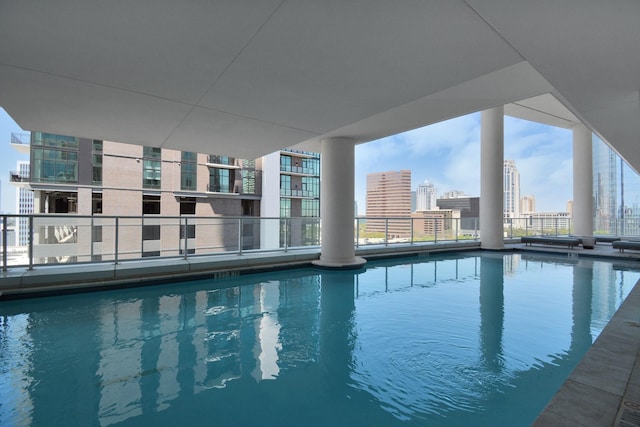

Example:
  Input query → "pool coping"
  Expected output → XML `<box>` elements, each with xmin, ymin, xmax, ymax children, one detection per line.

<box><xmin>0</xmin><ymin>241</ymin><xmax>481</xmax><ymax>299</ymax></box>
<box><xmin>532</xmin><ymin>264</ymin><xmax>640</xmax><ymax>426</ymax></box>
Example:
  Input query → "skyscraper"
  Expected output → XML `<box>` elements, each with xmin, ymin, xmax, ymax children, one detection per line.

<box><xmin>593</xmin><ymin>135</ymin><xmax>640</xmax><ymax>234</ymax></box>
<box><xmin>520</xmin><ymin>195</ymin><xmax>536</xmax><ymax>214</ymax></box>
<box><xmin>503</xmin><ymin>160</ymin><xmax>520</xmax><ymax>221</ymax></box>
<box><xmin>366</xmin><ymin>170</ymin><xmax>412</xmax><ymax>237</ymax></box>
<box><xmin>15</xmin><ymin>161</ymin><xmax>33</xmax><ymax>246</ymax></box>
<box><xmin>416</xmin><ymin>180</ymin><xmax>437</xmax><ymax>211</ymax></box>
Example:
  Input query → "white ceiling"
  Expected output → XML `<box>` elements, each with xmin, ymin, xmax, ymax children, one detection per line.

<box><xmin>0</xmin><ymin>1</ymin><xmax>638</xmax><ymax>168</ymax></box>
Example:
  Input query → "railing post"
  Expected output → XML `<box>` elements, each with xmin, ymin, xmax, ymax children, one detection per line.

<box><xmin>510</xmin><ymin>218</ymin><xmax>513</xmax><ymax>238</ymax></box>
<box><xmin>284</xmin><ymin>218</ymin><xmax>289</xmax><ymax>252</ymax></box>
<box><xmin>384</xmin><ymin>218</ymin><xmax>389</xmax><ymax>246</ymax></box>
<box><xmin>455</xmin><ymin>218</ymin><xmax>459</xmax><ymax>242</ymax></box>
<box><xmin>475</xmin><ymin>219</ymin><xmax>479</xmax><ymax>241</ymax></box>
<box><xmin>90</xmin><ymin>216</ymin><xmax>94</xmax><ymax>261</ymax></box>
<box><xmin>410</xmin><ymin>217</ymin><xmax>414</xmax><ymax>244</ymax></box>
<box><xmin>28</xmin><ymin>216</ymin><xmax>34</xmax><ymax>270</ymax></box>
<box><xmin>114</xmin><ymin>217</ymin><xmax>119</xmax><ymax>264</ymax></box>
<box><xmin>2</xmin><ymin>216</ymin><xmax>7</xmax><ymax>272</ymax></box>
<box><xmin>184</xmin><ymin>217</ymin><xmax>189</xmax><ymax>260</ymax></box>
<box><xmin>434</xmin><ymin>218</ymin><xmax>438</xmax><ymax>243</ymax></box>
<box><xmin>238</xmin><ymin>217</ymin><xmax>243</xmax><ymax>255</ymax></box>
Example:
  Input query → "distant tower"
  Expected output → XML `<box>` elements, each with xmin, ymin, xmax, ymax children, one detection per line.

<box><xmin>504</xmin><ymin>160</ymin><xmax>521</xmax><ymax>220</ymax></box>
<box><xmin>520</xmin><ymin>195</ymin><xmax>536</xmax><ymax>214</ymax></box>
<box><xmin>366</xmin><ymin>170</ymin><xmax>412</xmax><ymax>236</ymax></box>
<box><xmin>16</xmin><ymin>161</ymin><xmax>33</xmax><ymax>246</ymax></box>
<box><xmin>416</xmin><ymin>180</ymin><xmax>437</xmax><ymax>211</ymax></box>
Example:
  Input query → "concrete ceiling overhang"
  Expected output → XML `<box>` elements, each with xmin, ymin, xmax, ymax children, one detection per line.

<box><xmin>0</xmin><ymin>1</ymin><xmax>638</xmax><ymax>168</ymax></box>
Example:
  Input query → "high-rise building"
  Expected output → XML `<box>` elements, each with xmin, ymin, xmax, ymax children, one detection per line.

<box><xmin>593</xmin><ymin>135</ymin><xmax>640</xmax><ymax>235</ymax></box>
<box><xmin>520</xmin><ymin>195</ymin><xmax>536</xmax><ymax>215</ymax></box>
<box><xmin>436</xmin><ymin>197</ymin><xmax>480</xmax><ymax>233</ymax></box>
<box><xmin>9</xmin><ymin>132</ymin><xmax>321</xmax><ymax>263</ymax></box>
<box><xmin>15</xmin><ymin>161</ymin><xmax>33</xmax><ymax>246</ymax></box>
<box><xmin>416</xmin><ymin>180</ymin><xmax>437</xmax><ymax>211</ymax></box>
<box><xmin>261</xmin><ymin>149</ymin><xmax>320</xmax><ymax>248</ymax></box>
<box><xmin>366</xmin><ymin>170</ymin><xmax>412</xmax><ymax>237</ymax></box>
<box><xmin>504</xmin><ymin>160</ymin><xmax>520</xmax><ymax>221</ymax></box>
<box><xmin>440</xmin><ymin>190</ymin><xmax>470</xmax><ymax>199</ymax></box>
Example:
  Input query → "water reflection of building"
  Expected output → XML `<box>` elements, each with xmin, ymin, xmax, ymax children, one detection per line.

<box><xmin>5</xmin><ymin>255</ymin><xmax>640</xmax><ymax>425</ymax></box>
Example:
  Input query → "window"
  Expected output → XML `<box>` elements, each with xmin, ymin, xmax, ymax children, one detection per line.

<box><xmin>242</xmin><ymin>199</ymin><xmax>256</xmax><ymax>216</ymax></box>
<box><xmin>47</xmin><ymin>192</ymin><xmax>77</xmax><ymax>213</ymax></box>
<box><xmin>241</xmin><ymin>169</ymin><xmax>257</xmax><ymax>194</ymax></box>
<box><xmin>142</xmin><ymin>251</ymin><xmax>161</xmax><ymax>258</ymax></box>
<box><xmin>301</xmin><ymin>199</ymin><xmax>320</xmax><ymax>217</ymax></box>
<box><xmin>180</xmin><ymin>224</ymin><xmax>196</xmax><ymax>239</ymax></box>
<box><xmin>92</xmin><ymin>225</ymin><xmax>102</xmax><ymax>242</ymax></box>
<box><xmin>142</xmin><ymin>195</ymin><xmax>161</xmax><ymax>215</ymax></box>
<box><xmin>142</xmin><ymin>225</ymin><xmax>161</xmax><ymax>240</ymax></box>
<box><xmin>179</xmin><ymin>248</ymin><xmax>196</xmax><ymax>255</ymax></box>
<box><xmin>301</xmin><ymin>177</ymin><xmax>319</xmax><ymax>198</ymax></box>
<box><xmin>92</xmin><ymin>140</ymin><xmax>103</xmax><ymax>185</ymax></box>
<box><xmin>31</xmin><ymin>148</ymin><xmax>78</xmax><ymax>183</ymax></box>
<box><xmin>181</xmin><ymin>152</ymin><xmax>197</xmax><ymax>191</ymax></box>
<box><xmin>143</xmin><ymin>146</ymin><xmax>162</xmax><ymax>189</ymax></box>
<box><xmin>302</xmin><ymin>157</ymin><xmax>320</xmax><ymax>175</ymax></box>
<box><xmin>280</xmin><ymin>198</ymin><xmax>291</xmax><ymax>218</ymax></box>
<box><xmin>180</xmin><ymin>197</ymin><xmax>196</xmax><ymax>215</ymax></box>
<box><xmin>280</xmin><ymin>155</ymin><xmax>291</xmax><ymax>171</ymax></box>
<box><xmin>209</xmin><ymin>168</ymin><xmax>234</xmax><ymax>193</ymax></box>
<box><xmin>92</xmin><ymin>193</ymin><xmax>102</xmax><ymax>214</ymax></box>
<box><xmin>280</xmin><ymin>175</ymin><xmax>291</xmax><ymax>196</ymax></box>
<box><xmin>208</xmin><ymin>155</ymin><xmax>234</xmax><ymax>165</ymax></box>
<box><xmin>32</xmin><ymin>132</ymin><xmax>79</xmax><ymax>149</ymax></box>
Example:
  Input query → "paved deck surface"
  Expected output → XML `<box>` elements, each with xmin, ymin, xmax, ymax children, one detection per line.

<box><xmin>515</xmin><ymin>242</ymin><xmax>640</xmax><ymax>426</ymax></box>
<box><xmin>2</xmin><ymin>239</ymin><xmax>640</xmax><ymax>425</ymax></box>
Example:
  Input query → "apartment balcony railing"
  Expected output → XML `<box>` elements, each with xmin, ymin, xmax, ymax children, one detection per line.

<box><xmin>10</xmin><ymin>132</ymin><xmax>30</xmax><ymax>145</ymax></box>
<box><xmin>207</xmin><ymin>155</ymin><xmax>235</xmax><ymax>166</ymax></box>
<box><xmin>280</xmin><ymin>189</ymin><xmax>318</xmax><ymax>198</ymax></box>
<box><xmin>2</xmin><ymin>214</ymin><xmax>633</xmax><ymax>271</ymax></box>
<box><xmin>9</xmin><ymin>171</ymin><xmax>30</xmax><ymax>183</ymax></box>
<box><xmin>280</xmin><ymin>165</ymin><xmax>317</xmax><ymax>175</ymax></box>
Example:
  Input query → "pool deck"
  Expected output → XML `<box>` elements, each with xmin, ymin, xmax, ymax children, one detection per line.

<box><xmin>519</xmin><ymin>242</ymin><xmax>640</xmax><ymax>426</ymax></box>
<box><xmin>3</xmin><ymin>240</ymin><xmax>640</xmax><ymax>425</ymax></box>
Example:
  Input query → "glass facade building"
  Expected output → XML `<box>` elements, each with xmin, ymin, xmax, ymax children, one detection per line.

<box><xmin>593</xmin><ymin>135</ymin><xmax>640</xmax><ymax>235</ymax></box>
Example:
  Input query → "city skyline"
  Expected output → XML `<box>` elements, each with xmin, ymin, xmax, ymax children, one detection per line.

<box><xmin>355</xmin><ymin>113</ymin><xmax>574</xmax><ymax>215</ymax></box>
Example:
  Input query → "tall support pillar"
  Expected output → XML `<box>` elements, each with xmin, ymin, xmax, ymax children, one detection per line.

<box><xmin>572</xmin><ymin>123</ymin><xmax>593</xmax><ymax>236</ymax></box>
<box><xmin>312</xmin><ymin>137</ymin><xmax>366</xmax><ymax>269</ymax></box>
<box><xmin>480</xmin><ymin>107</ymin><xmax>505</xmax><ymax>249</ymax></box>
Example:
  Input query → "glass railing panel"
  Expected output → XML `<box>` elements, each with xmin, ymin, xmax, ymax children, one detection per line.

<box><xmin>188</xmin><ymin>217</ymin><xmax>240</xmax><ymax>254</ymax></box>
<box><xmin>31</xmin><ymin>215</ymin><xmax>91</xmax><ymax>265</ymax></box>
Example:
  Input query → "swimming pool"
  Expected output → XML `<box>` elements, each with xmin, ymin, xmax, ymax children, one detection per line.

<box><xmin>1</xmin><ymin>251</ymin><xmax>638</xmax><ymax>426</ymax></box>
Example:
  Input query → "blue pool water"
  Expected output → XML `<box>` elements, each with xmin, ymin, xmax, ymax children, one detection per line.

<box><xmin>1</xmin><ymin>251</ymin><xmax>639</xmax><ymax>426</ymax></box>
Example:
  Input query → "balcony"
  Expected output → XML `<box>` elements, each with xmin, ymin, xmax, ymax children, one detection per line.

<box><xmin>206</xmin><ymin>155</ymin><xmax>237</xmax><ymax>167</ymax></box>
<box><xmin>279</xmin><ymin>165</ymin><xmax>317</xmax><ymax>175</ymax></box>
<box><xmin>9</xmin><ymin>132</ymin><xmax>30</xmax><ymax>154</ymax></box>
<box><xmin>9</xmin><ymin>170</ymin><xmax>29</xmax><ymax>184</ymax></box>
<box><xmin>280</xmin><ymin>188</ymin><xmax>317</xmax><ymax>198</ymax></box>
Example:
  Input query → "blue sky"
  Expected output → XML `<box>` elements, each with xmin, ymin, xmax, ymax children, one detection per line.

<box><xmin>0</xmin><ymin>108</ymin><xmax>29</xmax><ymax>213</ymax></box>
<box><xmin>355</xmin><ymin>113</ymin><xmax>574</xmax><ymax>215</ymax></box>
<box><xmin>0</xmin><ymin>107</ymin><xmax>573</xmax><ymax>215</ymax></box>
